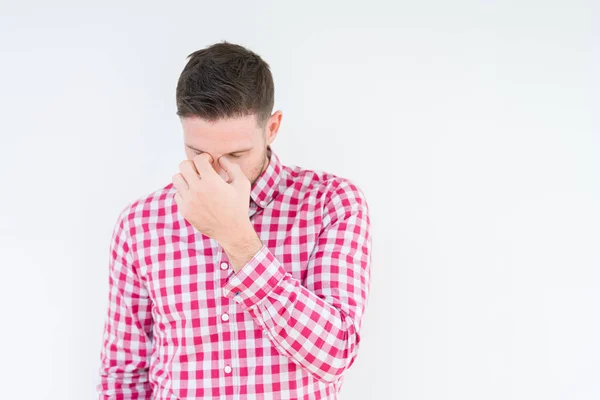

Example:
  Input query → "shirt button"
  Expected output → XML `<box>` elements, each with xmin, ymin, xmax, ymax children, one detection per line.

<box><xmin>220</xmin><ymin>262</ymin><xmax>229</xmax><ymax>270</ymax></box>
<box><xmin>221</xmin><ymin>313</ymin><xmax>229</xmax><ymax>322</ymax></box>
<box><xmin>224</xmin><ymin>365</ymin><xmax>232</xmax><ymax>374</ymax></box>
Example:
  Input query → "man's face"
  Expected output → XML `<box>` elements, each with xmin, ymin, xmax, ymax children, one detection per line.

<box><xmin>180</xmin><ymin>113</ymin><xmax>278</xmax><ymax>187</ymax></box>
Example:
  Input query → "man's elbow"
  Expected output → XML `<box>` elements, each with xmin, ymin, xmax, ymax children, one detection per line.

<box><xmin>311</xmin><ymin>328</ymin><xmax>363</xmax><ymax>384</ymax></box>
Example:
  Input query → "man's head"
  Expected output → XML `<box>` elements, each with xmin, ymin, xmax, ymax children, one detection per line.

<box><xmin>175</xmin><ymin>41</ymin><xmax>282</xmax><ymax>187</ymax></box>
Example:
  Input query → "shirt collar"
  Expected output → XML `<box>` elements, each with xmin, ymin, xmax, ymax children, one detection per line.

<box><xmin>250</xmin><ymin>145</ymin><xmax>283</xmax><ymax>209</ymax></box>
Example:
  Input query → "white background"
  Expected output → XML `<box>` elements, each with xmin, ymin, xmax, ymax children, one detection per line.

<box><xmin>0</xmin><ymin>1</ymin><xmax>598</xmax><ymax>399</ymax></box>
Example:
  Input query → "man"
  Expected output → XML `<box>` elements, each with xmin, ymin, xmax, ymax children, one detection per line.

<box><xmin>97</xmin><ymin>40</ymin><xmax>372</xmax><ymax>400</ymax></box>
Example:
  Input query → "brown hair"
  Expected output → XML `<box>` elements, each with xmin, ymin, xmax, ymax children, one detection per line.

<box><xmin>175</xmin><ymin>41</ymin><xmax>275</xmax><ymax>129</ymax></box>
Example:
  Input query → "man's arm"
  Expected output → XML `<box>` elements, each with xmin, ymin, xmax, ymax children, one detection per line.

<box><xmin>222</xmin><ymin>180</ymin><xmax>372</xmax><ymax>383</ymax></box>
<box><xmin>97</xmin><ymin>206</ymin><xmax>154</xmax><ymax>399</ymax></box>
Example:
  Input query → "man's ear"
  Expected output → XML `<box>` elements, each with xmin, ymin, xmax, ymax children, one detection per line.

<box><xmin>265</xmin><ymin>110</ymin><xmax>282</xmax><ymax>146</ymax></box>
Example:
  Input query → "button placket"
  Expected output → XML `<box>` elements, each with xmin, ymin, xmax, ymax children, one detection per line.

<box><xmin>218</xmin><ymin>257</ymin><xmax>235</xmax><ymax>378</ymax></box>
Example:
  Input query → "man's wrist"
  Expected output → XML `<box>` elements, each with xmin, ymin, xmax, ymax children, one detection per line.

<box><xmin>220</xmin><ymin>222</ymin><xmax>263</xmax><ymax>272</ymax></box>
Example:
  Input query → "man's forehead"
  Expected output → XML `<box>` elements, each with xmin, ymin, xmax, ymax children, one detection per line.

<box><xmin>181</xmin><ymin>114</ymin><xmax>260</xmax><ymax>131</ymax></box>
<box><xmin>183</xmin><ymin>119</ymin><xmax>261</xmax><ymax>141</ymax></box>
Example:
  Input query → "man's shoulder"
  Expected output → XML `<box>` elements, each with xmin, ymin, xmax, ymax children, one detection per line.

<box><xmin>283</xmin><ymin>163</ymin><xmax>369</xmax><ymax>211</ymax></box>
<box><xmin>112</xmin><ymin>182</ymin><xmax>177</xmax><ymax>229</ymax></box>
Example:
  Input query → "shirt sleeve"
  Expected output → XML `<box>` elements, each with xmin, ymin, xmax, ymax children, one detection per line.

<box><xmin>97</xmin><ymin>205</ymin><xmax>154</xmax><ymax>399</ymax></box>
<box><xmin>222</xmin><ymin>180</ymin><xmax>372</xmax><ymax>383</ymax></box>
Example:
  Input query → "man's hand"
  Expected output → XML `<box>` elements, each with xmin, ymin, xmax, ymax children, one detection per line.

<box><xmin>172</xmin><ymin>153</ymin><xmax>262</xmax><ymax>272</ymax></box>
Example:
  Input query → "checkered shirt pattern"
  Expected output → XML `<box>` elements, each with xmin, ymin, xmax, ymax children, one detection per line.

<box><xmin>97</xmin><ymin>145</ymin><xmax>372</xmax><ymax>399</ymax></box>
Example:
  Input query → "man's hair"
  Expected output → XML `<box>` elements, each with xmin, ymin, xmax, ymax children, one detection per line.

<box><xmin>175</xmin><ymin>41</ymin><xmax>275</xmax><ymax>129</ymax></box>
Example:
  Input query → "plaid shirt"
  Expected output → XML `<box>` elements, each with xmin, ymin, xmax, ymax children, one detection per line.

<box><xmin>97</xmin><ymin>145</ymin><xmax>372</xmax><ymax>399</ymax></box>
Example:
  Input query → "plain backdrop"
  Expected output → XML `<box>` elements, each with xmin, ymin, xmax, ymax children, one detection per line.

<box><xmin>0</xmin><ymin>1</ymin><xmax>598</xmax><ymax>399</ymax></box>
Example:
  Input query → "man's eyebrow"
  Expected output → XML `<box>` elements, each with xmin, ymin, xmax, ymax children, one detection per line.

<box><xmin>185</xmin><ymin>144</ymin><xmax>252</xmax><ymax>154</ymax></box>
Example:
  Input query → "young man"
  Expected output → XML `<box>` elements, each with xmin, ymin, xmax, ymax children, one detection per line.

<box><xmin>97</xmin><ymin>41</ymin><xmax>372</xmax><ymax>400</ymax></box>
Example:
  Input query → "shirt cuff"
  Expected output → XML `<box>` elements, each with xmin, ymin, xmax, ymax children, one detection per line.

<box><xmin>222</xmin><ymin>244</ymin><xmax>286</xmax><ymax>309</ymax></box>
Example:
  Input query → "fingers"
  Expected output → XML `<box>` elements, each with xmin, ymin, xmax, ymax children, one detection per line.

<box><xmin>176</xmin><ymin>153</ymin><xmax>220</xmax><ymax>194</ymax></box>
<box><xmin>218</xmin><ymin>156</ymin><xmax>241</xmax><ymax>183</ymax></box>
<box><xmin>173</xmin><ymin>191</ymin><xmax>183</xmax><ymax>209</ymax></box>
<box><xmin>193</xmin><ymin>153</ymin><xmax>219</xmax><ymax>183</ymax></box>
<box><xmin>178</xmin><ymin>159</ymin><xmax>202</xmax><ymax>189</ymax></box>
<box><xmin>171</xmin><ymin>172</ymin><xmax>189</xmax><ymax>194</ymax></box>
<box><xmin>219</xmin><ymin>156</ymin><xmax>250</xmax><ymax>192</ymax></box>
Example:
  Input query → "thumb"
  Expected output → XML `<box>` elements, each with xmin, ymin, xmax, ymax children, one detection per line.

<box><xmin>218</xmin><ymin>156</ymin><xmax>247</xmax><ymax>187</ymax></box>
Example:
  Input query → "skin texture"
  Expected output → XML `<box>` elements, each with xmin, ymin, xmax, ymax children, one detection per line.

<box><xmin>172</xmin><ymin>110</ymin><xmax>282</xmax><ymax>272</ymax></box>
<box><xmin>181</xmin><ymin>111</ymin><xmax>282</xmax><ymax>185</ymax></box>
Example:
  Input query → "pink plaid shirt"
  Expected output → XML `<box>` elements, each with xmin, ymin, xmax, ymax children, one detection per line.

<box><xmin>97</xmin><ymin>145</ymin><xmax>372</xmax><ymax>399</ymax></box>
